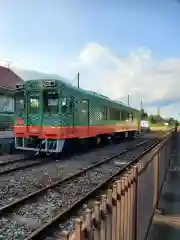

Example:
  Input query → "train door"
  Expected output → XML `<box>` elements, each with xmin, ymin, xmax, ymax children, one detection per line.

<box><xmin>27</xmin><ymin>92</ymin><xmax>42</xmax><ymax>134</ymax></box>
<box><xmin>60</xmin><ymin>96</ymin><xmax>74</xmax><ymax>136</ymax></box>
<box><xmin>43</xmin><ymin>91</ymin><xmax>59</xmax><ymax>128</ymax></box>
<box><xmin>76</xmin><ymin>99</ymin><xmax>89</xmax><ymax>137</ymax></box>
<box><xmin>14</xmin><ymin>90</ymin><xmax>25</xmax><ymax>124</ymax></box>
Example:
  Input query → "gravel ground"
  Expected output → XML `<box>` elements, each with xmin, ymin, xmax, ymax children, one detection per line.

<box><xmin>0</xmin><ymin>138</ymin><xmax>159</xmax><ymax>240</ymax></box>
<box><xmin>0</xmin><ymin>159</ymin><xmax>42</xmax><ymax>174</ymax></box>
<box><xmin>0</xmin><ymin>135</ymin><xmax>152</xmax><ymax>207</ymax></box>
<box><xmin>0</xmin><ymin>154</ymin><xmax>25</xmax><ymax>164</ymax></box>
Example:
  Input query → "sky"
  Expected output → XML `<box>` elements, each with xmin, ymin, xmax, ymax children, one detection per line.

<box><xmin>1</xmin><ymin>0</ymin><xmax>180</xmax><ymax>118</ymax></box>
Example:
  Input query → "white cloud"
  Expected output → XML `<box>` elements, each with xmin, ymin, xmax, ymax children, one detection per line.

<box><xmin>156</xmin><ymin>102</ymin><xmax>180</xmax><ymax>119</ymax></box>
<box><xmin>11</xmin><ymin>43</ymin><xmax>180</xmax><ymax>119</ymax></box>
<box><xmin>58</xmin><ymin>43</ymin><xmax>180</xmax><ymax>118</ymax></box>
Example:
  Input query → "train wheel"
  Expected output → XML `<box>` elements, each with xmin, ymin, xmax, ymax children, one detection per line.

<box><xmin>106</xmin><ymin>135</ymin><xmax>113</xmax><ymax>145</ymax></box>
<box><xmin>78</xmin><ymin>138</ymin><xmax>89</xmax><ymax>153</ymax></box>
<box><xmin>62</xmin><ymin>139</ymin><xmax>74</xmax><ymax>156</ymax></box>
<box><xmin>124</xmin><ymin>132</ymin><xmax>128</xmax><ymax>139</ymax></box>
<box><xmin>102</xmin><ymin>135</ymin><xmax>111</xmax><ymax>145</ymax></box>
<box><xmin>128</xmin><ymin>131</ymin><xmax>134</xmax><ymax>140</ymax></box>
<box><xmin>112</xmin><ymin>134</ymin><xmax>120</xmax><ymax>144</ymax></box>
<box><xmin>96</xmin><ymin>136</ymin><xmax>101</xmax><ymax>145</ymax></box>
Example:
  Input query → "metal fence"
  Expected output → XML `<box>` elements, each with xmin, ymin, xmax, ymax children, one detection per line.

<box><xmin>63</xmin><ymin>130</ymin><xmax>175</xmax><ymax>240</ymax></box>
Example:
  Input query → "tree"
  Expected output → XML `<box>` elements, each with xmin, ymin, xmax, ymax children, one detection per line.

<box><xmin>141</xmin><ymin>108</ymin><xmax>148</xmax><ymax>119</ymax></box>
<box><xmin>148</xmin><ymin>115</ymin><xmax>156</xmax><ymax>124</ymax></box>
<box><xmin>168</xmin><ymin>117</ymin><xmax>177</xmax><ymax>126</ymax></box>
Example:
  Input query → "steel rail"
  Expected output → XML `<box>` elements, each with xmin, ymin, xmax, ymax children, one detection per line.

<box><xmin>0</xmin><ymin>157</ymin><xmax>51</xmax><ymax>175</ymax></box>
<box><xmin>0</xmin><ymin>155</ymin><xmax>26</xmax><ymax>166</ymax></box>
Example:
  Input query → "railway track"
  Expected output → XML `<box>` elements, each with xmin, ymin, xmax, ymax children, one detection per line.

<box><xmin>0</xmin><ymin>132</ymin><xmax>163</xmax><ymax>176</ymax></box>
<box><xmin>0</xmin><ymin>154</ymin><xmax>62</xmax><ymax>176</ymax></box>
<box><xmin>0</xmin><ymin>137</ymin><xmax>160</xmax><ymax>240</ymax></box>
<box><xmin>0</xmin><ymin>155</ymin><xmax>48</xmax><ymax>176</ymax></box>
<box><xmin>0</xmin><ymin>141</ymin><xmax>135</xmax><ymax>176</ymax></box>
<box><xmin>0</xmin><ymin>154</ymin><xmax>25</xmax><ymax>164</ymax></box>
<box><xmin>0</xmin><ymin>158</ymin><xmax>41</xmax><ymax>175</ymax></box>
<box><xmin>0</xmin><ymin>133</ymin><xmax>159</xmax><ymax>209</ymax></box>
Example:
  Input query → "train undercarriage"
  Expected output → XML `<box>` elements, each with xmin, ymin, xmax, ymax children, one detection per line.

<box><xmin>15</xmin><ymin>130</ymin><xmax>138</xmax><ymax>156</ymax></box>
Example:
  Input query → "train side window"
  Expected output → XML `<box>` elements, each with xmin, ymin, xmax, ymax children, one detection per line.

<box><xmin>127</xmin><ymin>113</ymin><xmax>133</xmax><ymax>121</ymax></box>
<box><xmin>69</xmin><ymin>97</ymin><xmax>74</xmax><ymax>112</ymax></box>
<box><xmin>109</xmin><ymin>108</ymin><xmax>120</xmax><ymax>120</ymax></box>
<box><xmin>102</xmin><ymin>107</ymin><xmax>107</xmax><ymax>120</ymax></box>
<box><xmin>122</xmin><ymin>111</ymin><xmax>127</xmax><ymax>121</ymax></box>
<box><xmin>62</xmin><ymin>98</ymin><xmax>67</xmax><ymax>107</ymax></box>
<box><xmin>15</xmin><ymin>91</ymin><xmax>24</xmax><ymax>113</ymax></box>
<box><xmin>61</xmin><ymin>97</ymin><xmax>74</xmax><ymax>113</ymax></box>
<box><xmin>129</xmin><ymin>113</ymin><xmax>134</xmax><ymax>121</ymax></box>
<box><xmin>61</xmin><ymin>97</ymin><xmax>68</xmax><ymax>113</ymax></box>
<box><xmin>81</xmin><ymin>100</ymin><xmax>88</xmax><ymax>113</ymax></box>
<box><xmin>120</xmin><ymin>111</ymin><xmax>122</xmax><ymax>120</ymax></box>
<box><xmin>116</xmin><ymin>110</ymin><xmax>120</xmax><ymax>120</ymax></box>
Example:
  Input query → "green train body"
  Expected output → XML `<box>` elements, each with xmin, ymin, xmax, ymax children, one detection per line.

<box><xmin>13</xmin><ymin>78</ymin><xmax>141</xmax><ymax>154</ymax></box>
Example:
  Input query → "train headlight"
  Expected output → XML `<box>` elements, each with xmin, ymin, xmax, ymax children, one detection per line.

<box><xmin>16</xmin><ymin>84</ymin><xmax>24</xmax><ymax>89</ymax></box>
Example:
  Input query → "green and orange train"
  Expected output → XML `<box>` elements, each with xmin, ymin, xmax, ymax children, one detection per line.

<box><xmin>13</xmin><ymin>78</ymin><xmax>141</xmax><ymax>155</ymax></box>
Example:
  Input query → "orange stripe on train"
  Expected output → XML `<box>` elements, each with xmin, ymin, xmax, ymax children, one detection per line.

<box><xmin>13</xmin><ymin>125</ymin><xmax>138</xmax><ymax>140</ymax></box>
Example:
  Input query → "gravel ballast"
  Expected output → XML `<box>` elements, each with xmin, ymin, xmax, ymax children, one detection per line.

<box><xmin>0</xmin><ymin>137</ymin><xmax>159</xmax><ymax>239</ymax></box>
<box><xmin>0</xmin><ymin>136</ymin><xmax>151</xmax><ymax>207</ymax></box>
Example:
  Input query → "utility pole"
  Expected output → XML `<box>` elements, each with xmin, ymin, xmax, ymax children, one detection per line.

<box><xmin>141</xmin><ymin>100</ymin><xmax>143</xmax><ymax>110</ymax></box>
<box><xmin>0</xmin><ymin>60</ymin><xmax>12</xmax><ymax>68</ymax></box>
<box><xmin>77</xmin><ymin>72</ymin><xmax>80</xmax><ymax>88</ymax></box>
<box><xmin>7</xmin><ymin>61</ymin><xmax>12</xmax><ymax>69</ymax></box>
<box><xmin>157</xmin><ymin>107</ymin><xmax>160</xmax><ymax>116</ymax></box>
<box><xmin>128</xmin><ymin>94</ymin><xmax>130</xmax><ymax>106</ymax></box>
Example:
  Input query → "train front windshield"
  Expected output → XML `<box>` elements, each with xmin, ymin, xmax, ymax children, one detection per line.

<box><xmin>29</xmin><ymin>96</ymin><xmax>40</xmax><ymax>114</ymax></box>
<box><xmin>44</xmin><ymin>91</ymin><xmax>59</xmax><ymax>114</ymax></box>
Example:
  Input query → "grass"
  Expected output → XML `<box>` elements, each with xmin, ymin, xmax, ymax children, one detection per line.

<box><xmin>150</xmin><ymin>124</ymin><xmax>173</xmax><ymax>131</ymax></box>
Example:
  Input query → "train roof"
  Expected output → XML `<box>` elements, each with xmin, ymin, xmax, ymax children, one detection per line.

<box><xmin>22</xmin><ymin>77</ymin><xmax>140</xmax><ymax>113</ymax></box>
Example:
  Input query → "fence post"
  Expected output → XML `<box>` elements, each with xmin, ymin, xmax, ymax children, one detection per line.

<box><xmin>112</xmin><ymin>184</ymin><xmax>117</xmax><ymax>240</ymax></box>
<box><xmin>120</xmin><ymin>178</ymin><xmax>125</xmax><ymax>239</ymax></box>
<box><xmin>61</xmin><ymin>231</ymin><xmax>70</xmax><ymax>240</ymax></box>
<box><xmin>107</xmin><ymin>189</ymin><xmax>112</xmax><ymax>240</ymax></box>
<box><xmin>85</xmin><ymin>209</ymin><xmax>93</xmax><ymax>240</ymax></box>
<box><xmin>100</xmin><ymin>195</ymin><xmax>107</xmax><ymax>240</ymax></box>
<box><xmin>132</xmin><ymin>165</ymin><xmax>138</xmax><ymax>240</ymax></box>
<box><xmin>127</xmin><ymin>172</ymin><xmax>132</xmax><ymax>240</ymax></box>
<box><xmin>74</xmin><ymin>218</ymin><xmax>83</xmax><ymax>240</ymax></box>
<box><xmin>94</xmin><ymin>201</ymin><xmax>101</xmax><ymax>240</ymax></box>
<box><xmin>129</xmin><ymin>170</ymin><xmax>134</xmax><ymax>240</ymax></box>
<box><xmin>153</xmin><ymin>152</ymin><xmax>159</xmax><ymax>208</ymax></box>
<box><xmin>116</xmin><ymin>180</ymin><xmax>121</xmax><ymax>240</ymax></box>
<box><xmin>124</xmin><ymin>174</ymin><xmax>129</xmax><ymax>240</ymax></box>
